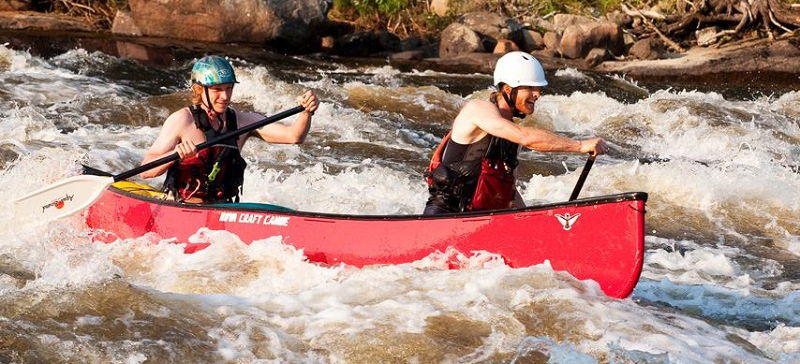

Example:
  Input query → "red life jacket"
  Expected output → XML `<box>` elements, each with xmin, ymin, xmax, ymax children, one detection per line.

<box><xmin>163</xmin><ymin>106</ymin><xmax>247</xmax><ymax>203</ymax></box>
<box><xmin>426</xmin><ymin>132</ymin><xmax>519</xmax><ymax>212</ymax></box>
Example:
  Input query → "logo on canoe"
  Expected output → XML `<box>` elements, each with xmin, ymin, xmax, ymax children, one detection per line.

<box><xmin>555</xmin><ymin>213</ymin><xmax>580</xmax><ymax>230</ymax></box>
<box><xmin>42</xmin><ymin>194</ymin><xmax>74</xmax><ymax>213</ymax></box>
<box><xmin>219</xmin><ymin>212</ymin><xmax>289</xmax><ymax>226</ymax></box>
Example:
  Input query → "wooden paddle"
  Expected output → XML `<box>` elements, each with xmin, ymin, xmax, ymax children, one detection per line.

<box><xmin>569</xmin><ymin>154</ymin><xmax>596</xmax><ymax>201</ymax></box>
<box><xmin>14</xmin><ymin>105</ymin><xmax>305</xmax><ymax>222</ymax></box>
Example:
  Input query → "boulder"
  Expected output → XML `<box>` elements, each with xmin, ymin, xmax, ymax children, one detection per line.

<box><xmin>543</xmin><ymin>31</ymin><xmax>561</xmax><ymax>52</ymax></box>
<box><xmin>400</xmin><ymin>36</ymin><xmax>423</xmax><ymax>51</ymax></box>
<box><xmin>118</xmin><ymin>0</ymin><xmax>329</xmax><ymax>47</ymax></box>
<box><xmin>493</xmin><ymin>39</ymin><xmax>520</xmax><ymax>54</ymax></box>
<box><xmin>552</xmin><ymin>14</ymin><xmax>594</xmax><ymax>30</ymax></box>
<box><xmin>459</xmin><ymin>12</ymin><xmax>524</xmax><ymax>51</ymax></box>
<box><xmin>111</xmin><ymin>10</ymin><xmax>141</xmax><ymax>37</ymax></box>
<box><xmin>559</xmin><ymin>22</ymin><xmax>624</xmax><ymax>59</ymax></box>
<box><xmin>439</xmin><ymin>22</ymin><xmax>483</xmax><ymax>58</ymax></box>
<box><xmin>334</xmin><ymin>31</ymin><xmax>399</xmax><ymax>57</ymax></box>
<box><xmin>629</xmin><ymin>38</ymin><xmax>665</xmax><ymax>60</ymax></box>
<box><xmin>559</xmin><ymin>25</ymin><xmax>586</xmax><ymax>59</ymax></box>
<box><xmin>521</xmin><ymin>29</ymin><xmax>544</xmax><ymax>52</ymax></box>
<box><xmin>525</xmin><ymin>17</ymin><xmax>556</xmax><ymax>33</ymax></box>
<box><xmin>587</xmin><ymin>23</ymin><xmax>625</xmax><ymax>56</ymax></box>
<box><xmin>584</xmin><ymin>47</ymin><xmax>611</xmax><ymax>67</ymax></box>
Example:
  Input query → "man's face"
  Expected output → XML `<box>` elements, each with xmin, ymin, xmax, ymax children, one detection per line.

<box><xmin>514</xmin><ymin>86</ymin><xmax>541</xmax><ymax>115</ymax></box>
<box><xmin>205</xmin><ymin>83</ymin><xmax>234</xmax><ymax>113</ymax></box>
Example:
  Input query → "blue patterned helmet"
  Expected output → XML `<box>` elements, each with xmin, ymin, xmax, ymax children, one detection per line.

<box><xmin>191</xmin><ymin>55</ymin><xmax>238</xmax><ymax>86</ymax></box>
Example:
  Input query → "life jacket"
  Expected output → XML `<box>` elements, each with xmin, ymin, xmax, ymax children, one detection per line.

<box><xmin>425</xmin><ymin>131</ymin><xmax>519</xmax><ymax>212</ymax></box>
<box><xmin>163</xmin><ymin>106</ymin><xmax>247</xmax><ymax>203</ymax></box>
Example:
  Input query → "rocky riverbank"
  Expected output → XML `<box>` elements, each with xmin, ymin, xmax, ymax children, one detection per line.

<box><xmin>2</xmin><ymin>0</ymin><xmax>800</xmax><ymax>87</ymax></box>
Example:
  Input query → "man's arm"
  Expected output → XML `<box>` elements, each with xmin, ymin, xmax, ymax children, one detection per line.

<box><xmin>455</xmin><ymin>100</ymin><xmax>607</xmax><ymax>155</ymax></box>
<box><xmin>249</xmin><ymin>90</ymin><xmax>319</xmax><ymax>144</ymax></box>
<box><xmin>140</xmin><ymin>109</ymin><xmax>192</xmax><ymax>178</ymax></box>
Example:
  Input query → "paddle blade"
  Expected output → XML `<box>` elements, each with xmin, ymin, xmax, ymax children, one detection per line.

<box><xmin>14</xmin><ymin>175</ymin><xmax>114</xmax><ymax>222</ymax></box>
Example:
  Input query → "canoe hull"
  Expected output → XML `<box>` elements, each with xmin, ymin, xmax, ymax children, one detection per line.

<box><xmin>86</xmin><ymin>187</ymin><xmax>647</xmax><ymax>298</ymax></box>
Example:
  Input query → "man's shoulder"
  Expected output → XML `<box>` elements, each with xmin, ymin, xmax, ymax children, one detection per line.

<box><xmin>462</xmin><ymin>99</ymin><xmax>494</xmax><ymax>110</ymax></box>
<box><xmin>235</xmin><ymin>110</ymin><xmax>267</xmax><ymax>126</ymax></box>
<box><xmin>166</xmin><ymin>107</ymin><xmax>193</xmax><ymax>123</ymax></box>
<box><xmin>456</xmin><ymin>99</ymin><xmax>498</xmax><ymax>121</ymax></box>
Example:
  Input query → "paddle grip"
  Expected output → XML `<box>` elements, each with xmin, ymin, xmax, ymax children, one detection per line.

<box><xmin>568</xmin><ymin>154</ymin><xmax>596</xmax><ymax>201</ymax></box>
<box><xmin>114</xmin><ymin>105</ymin><xmax>306</xmax><ymax>181</ymax></box>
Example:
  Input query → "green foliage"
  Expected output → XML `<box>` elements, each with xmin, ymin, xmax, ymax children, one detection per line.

<box><xmin>334</xmin><ymin>0</ymin><xmax>411</xmax><ymax>16</ymax></box>
<box><xmin>422</xmin><ymin>11</ymin><xmax>458</xmax><ymax>33</ymax></box>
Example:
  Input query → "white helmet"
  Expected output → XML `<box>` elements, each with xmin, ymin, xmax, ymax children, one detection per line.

<box><xmin>493</xmin><ymin>51</ymin><xmax>548</xmax><ymax>88</ymax></box>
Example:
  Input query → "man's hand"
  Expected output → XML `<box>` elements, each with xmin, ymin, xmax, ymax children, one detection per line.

<box><xmin>579</xmin><ymin>138</ymin><xmax>609</xmax><ymax>156</ymax></box>
<box><xmin>298</xmin><ymin>90</ymin><xmax>319</xmax><ymax>115</ymax></box>
<box><xmin>174</xmin><ymin>140</ymin><xmax>198</xmax><ymax>159</ymax></box>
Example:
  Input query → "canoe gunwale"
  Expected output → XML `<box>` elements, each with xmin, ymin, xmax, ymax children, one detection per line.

<box><xmin>105</xmin><ymin>185</ymin><xmax>648</xmax><ymax>220</ymax></box>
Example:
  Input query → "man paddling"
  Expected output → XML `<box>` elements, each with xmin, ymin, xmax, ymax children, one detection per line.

<box><xmin>140</xmin><ymin>55</ymin><xmax>319</xmax><ymax>203</ymax></box>
<box><xmin>424</xmin><ymin>51</ymin><xmax>608</xmax><ymax>214</ymax></box>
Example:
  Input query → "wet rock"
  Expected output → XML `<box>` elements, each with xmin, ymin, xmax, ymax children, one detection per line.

<box><xmin>420</xmin><ymin>42</ymin><xmax>440</xmax><ymax>58</ymax></box>
<box><xmin>588</xmin><ymin>23</ymin><xmax>625</xmax><ymax>56</ymax></box>
<box><xmin>585</xmin><ymin>47</ymin><xmax>611</xmax><ymax>67</ymax></box>
<box><xmin>525</xmin><ymin>17</ymin><xmax>556</xmax><ymax>33</ymax></box>
<box><xmin>552</xmin><ymin>14</ymin><xmax>594</xmax><ymax>30</ymax></box>
<box><xmin>0</xmin><ymin>11</ymin><xmax>92</xmax><ymax>32</ymax></box>
<box><xmin>598</xmin><ymin>39</ymin><xmax>800</xmax><ymax>77</ymax></box>
<box><xmin>521</xmin><ymin>29</ymin><xmax>544</xmax><ymax>52</ymax></box>
<box><xmin>439</xmin><ymin>22</ymin><xmax>483</xmax><ymax>58</ymax></box>
<box><xmin>400</xmin><ymin>35</ymin><xmax>423</xmax><ymax>52</ymax></box>
<box><xmin>390</xmin><ymin>50</ymin><xmax>425</xmax><ymax>61</ymax></box>
<box><xmin>543</xmin><ymin>32</ymin><xmax>561</xmax><ymax>53</ymax></box>
<box><xmin>431</xmin><ymin>52</ymin><xmax>501</xmax><ymax>73</ymax></box>
<box><xmin>559</xmin><ymin>22</ymin><xmax>624</xmax><ymax>59</ymax></box>
<box><xmin>111</xmin><ymin>10</ymin><xmax>141</xmax><ymax>37</ymax></box>
<box><xmin>459</xmin><ymin>11</ymin><xmax>524</xmax><ymax>51</ymax></box>
<box><xmin>378</xmin><ymin>31</ymin><xmax>401</xmax><ymax>52</ymax></box>
<box><xmin>493</xmin><ymin>39</ymin><xmax>520</xmax><ymax>54</ymax></box>
<box><xmin>629</xmin><ymin>38</ymin><xmax>665</xmax><ymax>60</ymax></box>
<box><xmin>541</xmin><ymin>48</ymin><xmax>561</xmax><ymax>58</ymax></box>
<box><xmin>334</xmin><ymin>32</ymin><xmax>398</xmax><ymax>57</ymax></box>
<box><xmin>559</xmin><ymin>25</ymin><xmax>586</xmax><ymax>59</ymax></box>
<box><xmin>118</xmin><ymin>0</ymin><xmax>329</xmax><ymax>47</ymax></box>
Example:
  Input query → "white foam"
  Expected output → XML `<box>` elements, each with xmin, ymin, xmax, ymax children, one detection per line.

<box><xmin>1</xmin><ymin>46</ymin><xmax>799</xmax><ymax>362</ymax></box>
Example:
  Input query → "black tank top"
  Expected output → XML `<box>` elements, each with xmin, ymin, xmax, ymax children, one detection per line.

<box><xmin>441</xmin><ymin>135</ymin><xmax>491</xmax><ymax>165</ymax></box>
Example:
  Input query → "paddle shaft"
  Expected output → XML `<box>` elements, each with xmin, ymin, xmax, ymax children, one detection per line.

<box><xmin>115</xmin><ymin>105</ymin><xmax>305</xmax><ymax>181</ymax></box>
<box><xmin>569</xmin><ymin>154</ymin><xmax>595</xmax><ymax>201</ymax></box>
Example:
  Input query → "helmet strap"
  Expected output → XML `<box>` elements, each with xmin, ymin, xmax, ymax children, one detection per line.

<box><xmin>202</xmin><ymin>85</ymin><xmax>225</xmax><ymax>132</ymax></box>
<box><xmin>499</xmin><ymin>85</ymin><xmax>526</xmax><ymax>119</ymax></box>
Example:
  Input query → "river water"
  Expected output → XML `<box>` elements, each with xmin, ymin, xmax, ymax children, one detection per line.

<box><xmin>0</xmin><ymin>34</ymin><xmax>798</xmax><ymax>363</ymax></box>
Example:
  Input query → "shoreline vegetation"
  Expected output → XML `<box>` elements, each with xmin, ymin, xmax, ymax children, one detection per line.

<box><xmin>2</xmin><ymin>0</ymin><xmax>800</xmax><ymax>83</ymax></box>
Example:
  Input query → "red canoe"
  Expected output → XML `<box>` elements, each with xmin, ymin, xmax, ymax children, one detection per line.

<box><xmin>85</xmin><ymin>183</ymin><xmax>647</xmax><ymax>298</ymax></box>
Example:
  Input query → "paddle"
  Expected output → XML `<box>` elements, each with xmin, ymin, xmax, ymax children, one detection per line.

<box><xmin>14</xmin><ymin>105</ymin><xmax>305</xmax><ymax>222</ymax></box>
<box><xmin>568</xmin><ymin>154</ymin><xmax>596</xmax><ymax>201</ymax></box>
